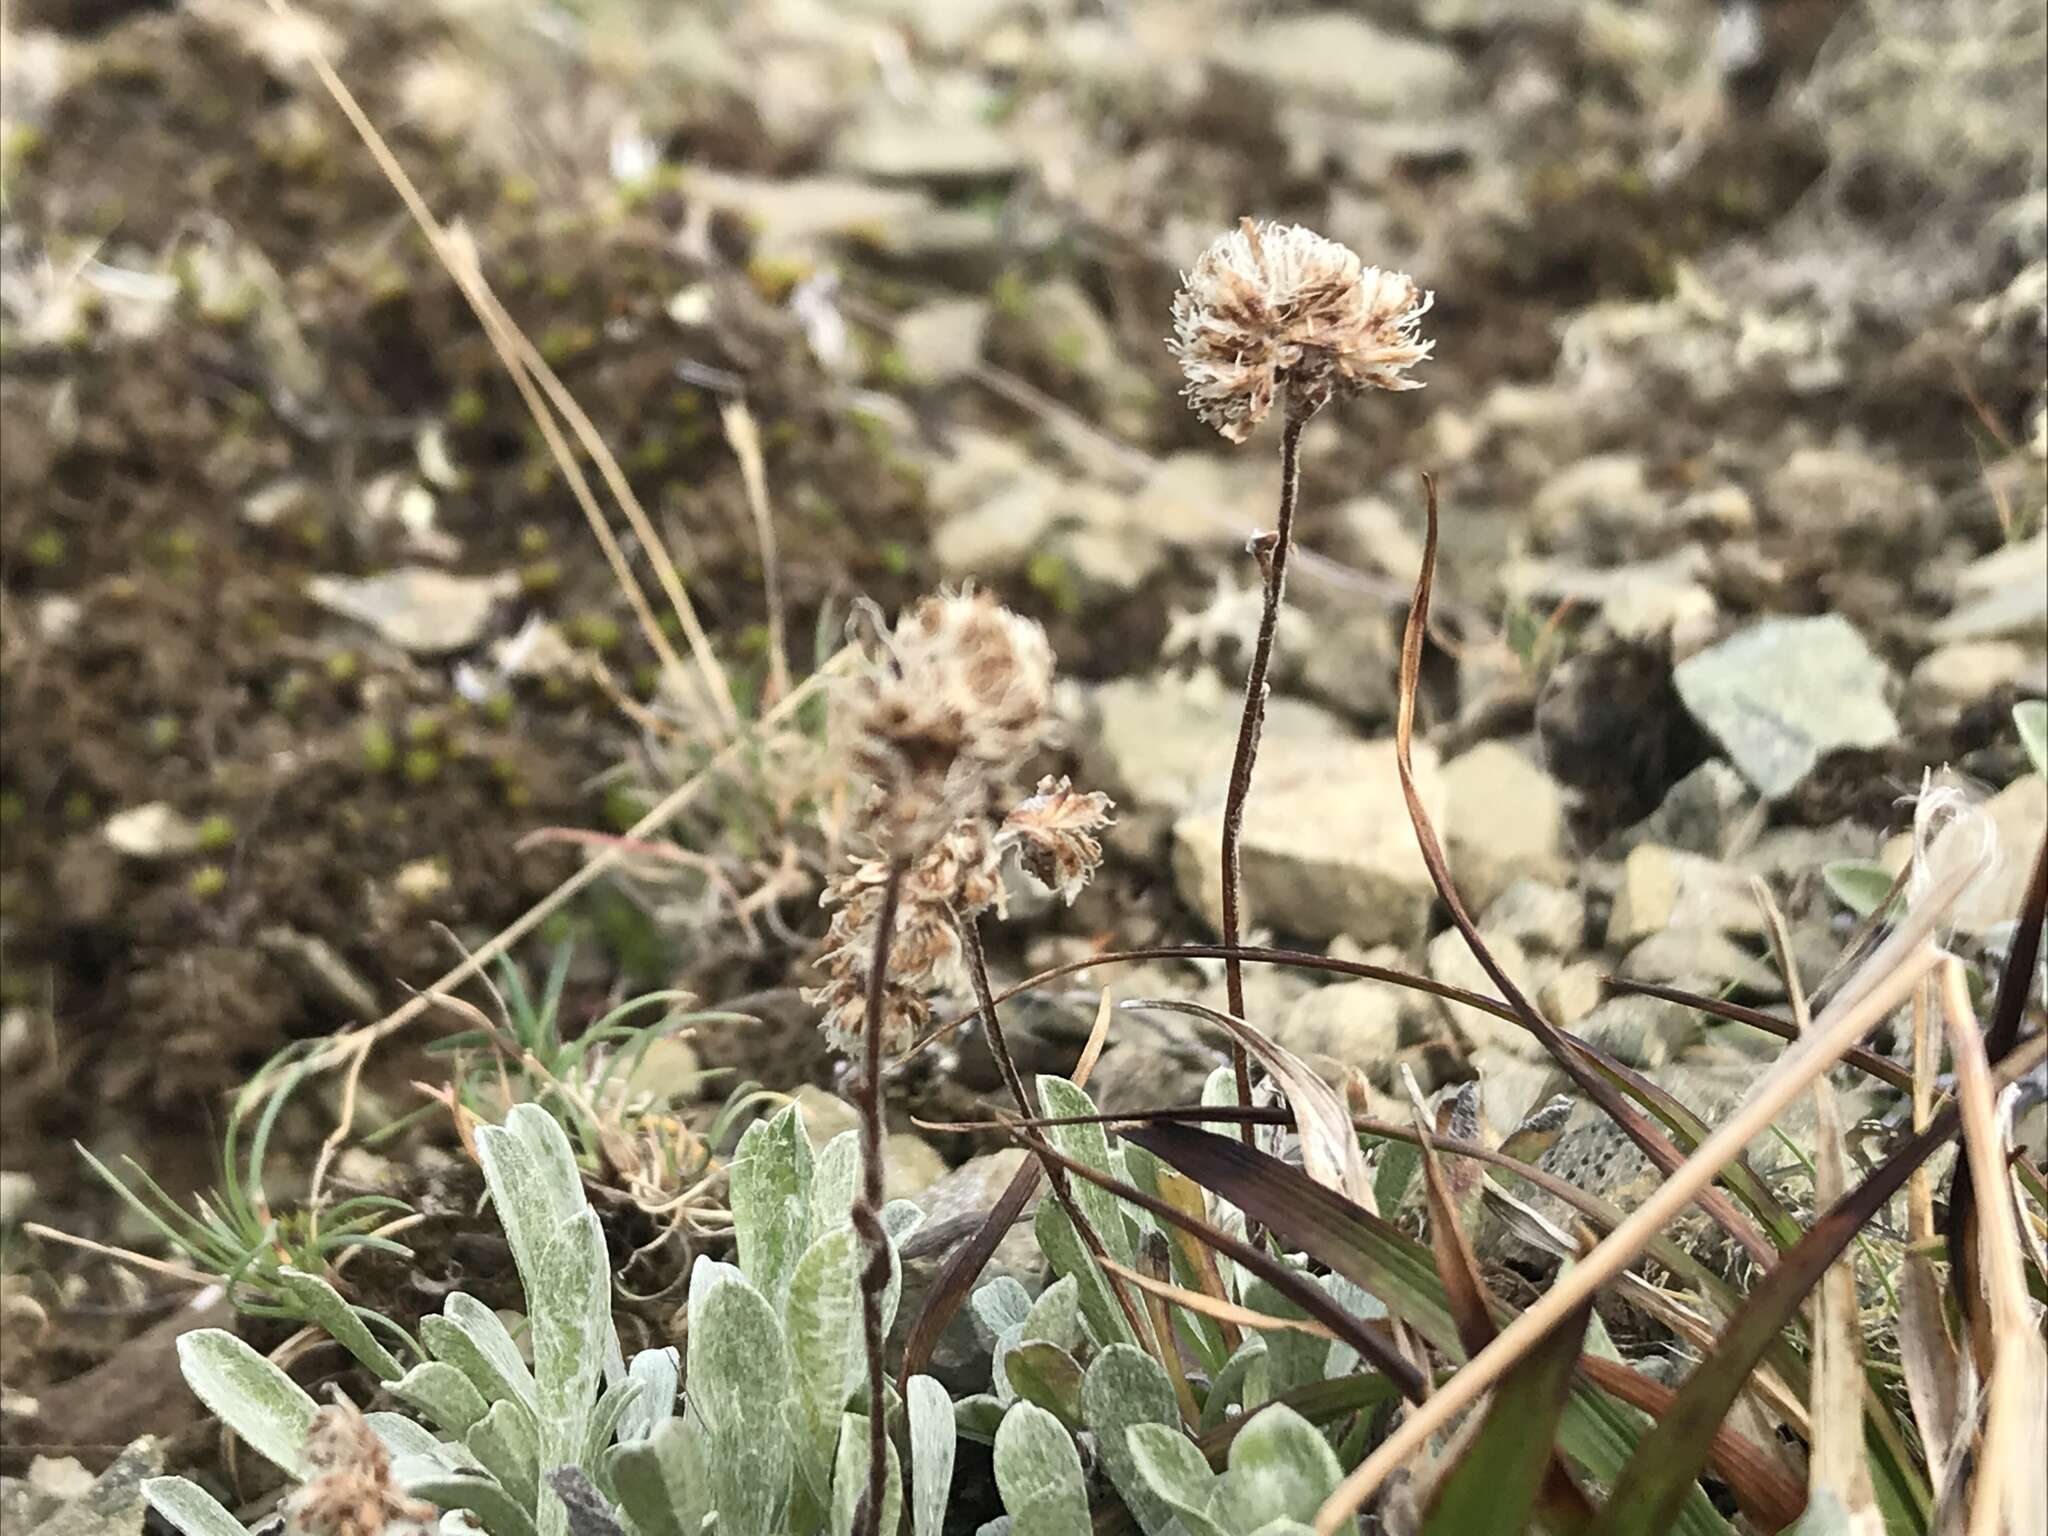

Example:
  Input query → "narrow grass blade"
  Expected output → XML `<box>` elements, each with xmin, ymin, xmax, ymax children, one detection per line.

<box><xmin>1420</xmin><ymin>1299</ymin><xmax>1592</xmax><ymax>1536</ymax></box>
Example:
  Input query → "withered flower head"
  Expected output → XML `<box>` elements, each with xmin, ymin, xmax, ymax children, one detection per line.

<box><xmin>284</xmin><ymin>1400</ymin><xmax>437</xmax><ymax>1536</ymax></box>
<box><xmin>1169</xmin><ymin>218</ymin><xmax>1433</xmax><ymax>442</ymax></box>
<box><xmin>1000</xmin><ymin>775</ymin><xmax>1115</xmax><ymax>904</ymax></box>
<box><xmin>849</xmin><ymin>588</ymin><xmax>1055</xmax><ymax>850</ymax></box>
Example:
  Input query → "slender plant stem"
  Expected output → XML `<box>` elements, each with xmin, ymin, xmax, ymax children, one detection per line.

<box><xmin>958</xmin><ymin>913</ymin><xmax>1153</xmax><ymax>1349</ymax></box>
<box><xmin>854</xmin><ymin>860</ymin><xmax>905</xmax><ymax>1536</ymax></box>
<box><xmin>1219</xmin><ymin>410</ymin><xmax>1307</xmax><ymax>1141</ymax></box>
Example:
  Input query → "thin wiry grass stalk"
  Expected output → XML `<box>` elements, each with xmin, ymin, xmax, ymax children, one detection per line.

<box><xmin>957</xmin><ymin>914</ymin><xmax>1153</xmax><ymax>1350</ymax></box>
<box><xmin>1218</xmin><ymin>411</ymin><xmax>1306</xmax><ymax>1139</ymax></box>
<box><xmin>1312</xmin><ymin>907</ymin><xmax>1954</xmax><ymax>1532</ymax></box>
<box><xmin>853</xmin><ymin>859</ymin><xmax>905</xmax><ymax>1536</ymax></box>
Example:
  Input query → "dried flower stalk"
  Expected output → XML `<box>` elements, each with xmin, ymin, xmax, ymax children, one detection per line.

<box><xmin>1169</xmin><ymin>219</ymin><xmax>1432</xmax><ymax>1135</ymax></box>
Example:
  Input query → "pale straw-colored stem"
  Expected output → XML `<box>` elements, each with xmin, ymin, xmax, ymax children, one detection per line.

<box><xmin>1938</xmin><ymin>957</ymin><xmax>2047</xmax><ymax>1536</ymax></box>
<box><xmin>1314</xmin><ymin>920</ymin><xmax>1952</xmax><ymax>1533</ymax></box>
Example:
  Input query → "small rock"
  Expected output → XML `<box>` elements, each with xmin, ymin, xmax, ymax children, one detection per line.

<box><xmin>393</xmin><ymin>857</ymin><xmax>452</xmax><ymax>905</ymax></box>
<box><xmin>35</xmin><ymin>1437</ymin><xmax>160</xmax><ymax>1536</ymax></box>
<box><xmin>1607</xmin><ymin>760</ymin><xmax>1761</xmax><ymax>859</ymax></box>
<box><xmin>1932</xmin><ymin>533</ymin><xmax>2048</xmax><ymax>642</ymax></box>
<box><xmin>1675</xmin><ymin>483</ymin><xmax>1756</xmax><ymax>539</ymax></box>
<box><xmin>1575</xmin><ymin>994</ymin><xmax>1703</xmax><ymax>1070</ymax></box>
<box><xmin>240</xmin><ymin>477</ymin><xmax>312</xmax><ymax>529</ymax></box>
<box><xmin>623</xmin><ymin>1036</ymin><xmax>704</xmax><ymax>1103</ymax></box>
<box><xmin>1531</xmin><ymin>453</ymin><xmax>1661</xmax><ymax>554</ymax></box>
<box><xmin>305</xmin><ymin>567</ymin><xmax>515</xmax><ymax>655</ymax></box>
<box><xmin>689</xmin><ymin>172</ymin><xmax>932</xmax><ymax>260</ymax></box>
<box><xmin>1764</xmin><ymin>445</ymin><xmax>1932</xmax><ymax>551</ymax></box>
<box><xmin>1275</xmin><ymin>981</ymin><xmax>1408</xmax><ymax>1069</ymax></box>
<box><xmin>35</xmin><ymin>596</ymin><xmax>82</xmax><ymax>643</ymax></box>
<box><xmin>892</xmin><ymin>297</ymin><xmax>989</xmax><ymax>387</ymax></box>
<box><xmin>884</xmin><ymin>1133</ymin><xmax>948</xmax><ymax>1202</ymax></box>
<box><xmin>1909</xmin><ymin>640</ymin><xmax>2044</xmax><ymax>709</ymax></box>
<box><xmin>1011</xmin><ymin>279</ymin><xmax>1119</xmax><ymax>389</ymax></box>
<box><xmin>492</xmin><ymin>617</ymin><xmax>582</xmax><ymax>680</ymax></box>
<box><xmin>793</xmin><ymin>1085</ymin><xmax>860</xmax><ymax>1148</ymax></box>
<box><xmin>1607</xmin><ymin>843</ymin><xmax>1766</xmax><ymax>944</ymax></box>
<box><xmin>1540</xmin><ymin>961</ymin><xmax>1605</xmax><ymax>1027</ymax></box>
<box><xmin>1483</xmin><ymin>879</ymin><xmax>1585</xmax><ymax>955</ymax></box>
<box><xmin>1441</xmin><ymin>741</ymin><xmax>1569</xmax><ymax>912</ymax></box>
<box><xmin>832</xmin><ymin>83</ymin><xmax>1024</xmax><ymax>183</ymax></box>
<box><xmin>1504</xmin><ymin>548</ymin><xmax>1717</xmax><ymax>644</ymax></box>
<box><xmin>1673</xmin><ymin>614</ymin><xmax>1900</xmax><ymax>799</ymax></box>
<box><xmin>0</xmin><ymin>1172</ymin><xmax>34</xmax><ymax>1225</ymax></box>
<box><xmin>894</xmin><ymin>1148</ymin><xmax>1042</xmax><ymax>1392</ymax></box>
<box><xmin>1329</xmin><ymin>496</ymin><xmax>1426</xmax><ymax>578</ymax></box>
<box><xmin>1126</xmin><ymin>452</ymin><xmax>1272</xmax><ymax>553</ymax></box>
<box><xmin>1080</xmin><ymin>672</ymin><xmax>1349</xmax><ymax>838</ymax></box>
<box><xmin>28</xmin><ymin>1459</ymin><xmax>94</xmax><ymax>1504</ymax></box>
<box><xmin>1218</xmin><ymin>14</ymin><xmax>1465</xmax><ymax>116</ymax></box>
<box><xmin>101</xmin><ymin>803</ymin><xmax>201</xmax><ymax>859</ymax></box>
<box><xmin>933</xmin><ymin>470</ymin><xmax>1065</xmax><ymax>579</ymax></box>
<box><xmin>1426</xmin><ymin>928</ymin><xmax>1546</xmax><ymax>1057</ymax></box>
<box><xmin>1620</xmin><ymin>929</ymin><xmax>1784</xmax><ymax>998</ymax></box>
<box><xmin>1172</xmin><ymin>736</ymin><xmax>1448</xmax><ymax>947</ymax></box>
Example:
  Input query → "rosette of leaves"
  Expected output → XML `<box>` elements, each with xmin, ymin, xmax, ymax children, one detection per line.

<box><xmin>139</xmin><ymin>1103</ymin><xmax>958</xmax><ymax>1536</ymax></box>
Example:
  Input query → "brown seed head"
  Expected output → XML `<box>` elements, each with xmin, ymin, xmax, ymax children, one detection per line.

<box><xmin>999</xmin><ymin>775</ymin><xmax>1115</xmax><ymax>904</ymax></box>
<box><xmin>1169</xmin><ymin>218</ymin><xmax>1433</xmax><ymax>442</ymax></box>
<box><xmin>848</xmin><ymin>588</ymin><xmax>1054</xmax><ymax>850</ymax></box>
<box><xmin>284</xmin><ymin>1401</ymin><xmax>437</xmax><ymax>1536</ymax></box>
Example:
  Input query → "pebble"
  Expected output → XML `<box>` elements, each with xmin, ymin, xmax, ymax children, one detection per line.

<box><xmin>305</xmin><ymin>567</ymin><xmax>516</xmax><ymax>655</ymax></box>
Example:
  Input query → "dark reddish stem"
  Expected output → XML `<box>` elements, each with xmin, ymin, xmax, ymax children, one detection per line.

<box><xmin>1219</xmin><ymin>409</ymin><xmax>1306</xmax><ymax>1140</ymax></box>
<box><xmin>854</xmin><ymin>859</ymin><xmax>904</xmax><ymax>1536</ymax></box>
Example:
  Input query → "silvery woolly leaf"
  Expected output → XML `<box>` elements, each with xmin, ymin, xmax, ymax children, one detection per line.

<box><xmin>604</xmin><ymin>1415</ymin><xmax>711</xmax><ymax>1536</ymax></box>
<box><xmin>366</xmin><ymin>1412</ymin><xmax>447</xmax><ymax>1463</ymax></box>
<box><xmin>731</xmin><ymin>1106</ymin><xmax>814</xmax><ymax>1312</ymax></box>
<box><xmin>394</xmin><ymin>1361</ymin><xmax>491</xmax><ymax>1438</ymax></box>
<box><xmin>1032</xmin><ymin>1198</ymin><xmax>1134</xmax><ymax>1352</ymax></box>
<box><xmin>581</xmin><ymin>1377</ymin><xmax>643</xmax><ymax>1480</ymax></box>
<box><xmin>530</xmin><ymin>1210</ymin><xmax>610</xmax><ymax>1536</ymax></box>
<box><xmin>1081</xmin><ymin>1345</ymin><xmax>1181</xmax><ymax>1536</ymax></box>
<box><xmin>2017</xmin><ymin>699</ymin><xmax>2047</xmax><ymax>778</ymax></box>
<box><xmin>144</xmin><ymin>1476</ymin><xmax>249</xmax><ymax>1536</ymax></box>
<box><xmin>1034</xmin><ymin>1078</ymin><xmax>1137</xmax><ymax>1267</ymax></box>
<box><xmin>617</xmin><ymin>1348</ymin><xmax>678</xmax><ymax>1444</ymax></box>
<box><xmin>275</xmin><ymin>1268</ymin><xmax>408</xmax><ymax>1382</ymax></box>
<box><xmin>1248</xmin><ymin>1524</ymin><xmax>1319</xmax><ymax>1536</ymax></box>
<box><xmin>465</xmin><ymin>1399</ymin><xmax>539</xmax><ymax>1509</ymax></box>
<box><xmin>1018</xmin><ymin>1274</ymin><xmax>1082</xmax><ymax>1354</ymax></box>
<box><xmin>991</xmin><ymin>1402</ymin><xmax>1090</xmax><ymax>1536</ymax></box>
<box><xmin>970</xmin><ymin>1277</ymin><xmax>1032</xmax><ymax>1344</ymax></box>
<box><xmin>1125</xmin><ymin>1423</ymin><xmax>1228</xmax><ymax>1536</ymax></box>
<box><xmin>427</xmin><ymin>1296</ymin><xmax>538</xmax><ymax>1413</ymax></box>
<box><xmin>174</xmin><ymin>1330</ymin><xmax>318</xmax><ymax>1479</ymax></box>
<box><xmin>686</xmin><ymin>1263</ymin><xmax>793</xmax><ymax>1536</ymax></box>
<box><xmin>906</xmin><ymin>1375</ymin><xmax>956</xmax><ymax>1536</ymax></box>
<box><xmin>1209</xmin><ymin>1404</ymin><xmax>1348</xmax><ymax>1534</ymax></box>
<box><xmin>828</xmin><ymin>1413</ymin><xmax>902</xmax><ymax>1536</ymax></box>
<box><xmin>1200</xmin><ymin>1335</ymin><xmax>1271</xmax><ymax>1434</ymax></box>
<box><xmin>1003</xmin><ymin>1342</ymin><xmax>1086</xmax><ymax>1429</ymax></box>
<box><xmin>409</xmin><ymin>1473</ymin><xmax>540</xmax><ymax>1536</ymax></box>
<box><xmin>784</xmin><ymin>1226</ymin><xmax>866</xmax><ymax>1498</ymax></box>
<box><xmin>809</xmin><ymin>1131</ymin><xmax>860</xmax><ymax>1236</ymax></box>
<box><xmin>882</xmin><ymin>1199</ymin><xmax>926</xmax><ymax>1245</ymax></box>
<box><xmin>954</xmin><ymin>1394</ymin><xmax>1006</xmax><ymax>1445</ymax></box>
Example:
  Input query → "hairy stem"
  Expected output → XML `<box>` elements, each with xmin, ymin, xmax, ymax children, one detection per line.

<box><xmin>1219</xmin><ymin>410</ymin><xmax>1307</xmax><ymax>1139</ymax></box>
<box><xmin>854</xmin><ymin>860</ymin><xmax>905</xmax><ymax>1536</ymax></box>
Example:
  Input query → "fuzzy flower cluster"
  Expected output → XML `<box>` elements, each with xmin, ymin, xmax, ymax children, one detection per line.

<box><xmin>283</xmin><ymin>1401</ymin><xmax>437</xmax><ymax>1536</ymax></box>
<box><xmin>806</xmin><ymin>592</ymin><xmax>1114</xmax><ymax>1055</ymax></box>
<box><xmin>1169</xmin><ymin>218</ymin><xmax>1433</xmax><ymax>442</ymax></box>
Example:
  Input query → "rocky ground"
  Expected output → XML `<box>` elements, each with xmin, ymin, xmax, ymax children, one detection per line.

<box><xmin>1</xmin><ymin>0</ymin><xmax>2043</xmax><ymax>1491</ymax></box>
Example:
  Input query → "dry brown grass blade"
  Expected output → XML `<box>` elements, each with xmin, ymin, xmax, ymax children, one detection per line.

<box><xmin>254</xmin><ymin>0</ymin><xmax>736</xmax><ymax>735</ymax></box>
<box><xmin>1938</xmin><ymin>957</ymin><xmax>2048</xmax><ymax>1536</ymax></box>
<box><xmin>1098</xmin><ymin>1253</ymin><xmax>1335</xmax><ymax>1341</ymax></box>
<box><xmin>1393</xmin><ymin>477</ymin><xmax>1774</xmax><ymax>1269</ymax></box>
<box><xmin>1120</xmin><ymin>996</ymin><xmax>1370</xmax><ymax>1205</ymax></box>
<box><xmin>1149</xmin><ymin>1164</ymin><xmax>1244</xmax><ymax>1355</ymax></box>
<box><xmin>1603</xmin><ymin>977</ymin><xmax>1912</xmax><ymax>1091</ymax></box>
<box><xmin>719</xmin><ymin>399</ymin><xmax>792</xmax><ymax>707</ymax></box>
<box><xmin>1899</xmin><ymin>978</ymin><xmax>1964</xmax><ymax>1484</ymax></box>
<box><xmin>1312</xmin><ymin>879</ymin><xmax>1958</xmax><ymax>1532</ymax></box>
<box><xmin>1758</xmin><ymin>880</ymin><xmax>1881</xmax><ymax>1529</ymax></box>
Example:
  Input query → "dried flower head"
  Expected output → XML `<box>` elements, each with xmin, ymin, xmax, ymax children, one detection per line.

<box><xmin>848</xmin><ymin>588</ymin><xmax>1055</xmax><ymax>850</ymax></box>
<box><xmin>1169</xmin><ymin>218</ymin><xmax>1433</xmax><ymax>442</ymax></box>
<box><xmin>1000</xmin><ymin>775</ymin><xmax>1115</xmax><ymax>904</ymax></box>
<box><xmin>284</xmin><ymin>1400</ymin><xmax>437</xmax><ymax>1536</ymax></box>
